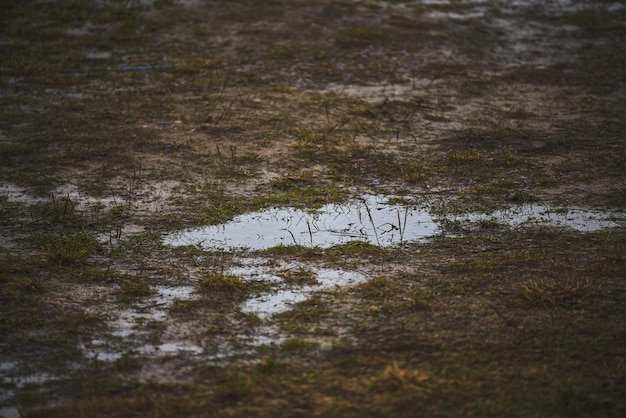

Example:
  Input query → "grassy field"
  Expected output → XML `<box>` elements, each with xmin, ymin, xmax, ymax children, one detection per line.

<box><xmin>1</xmin><ymin>0</ymin><xmax>625</xmax><ymax>417</ymax></box>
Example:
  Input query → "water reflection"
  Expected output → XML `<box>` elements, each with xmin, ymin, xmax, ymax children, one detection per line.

<box><xmin>164</xmin><ymin>195</ymin><xmax>439</xmax><ymax>250</ymax></box>
<box><xmin>465</xmin><ymin>204</ymin><xmax>622</xmax><ymax>232</ymax></box>
<box><xmin>240</xmin><ymin>263</ymin><xmax>369</xmax><ymax>319</ymax></box>
<box><xmin>164</xmin><ymin>195</ymin><xmax>623</xmax><ymax>251</ymax></box>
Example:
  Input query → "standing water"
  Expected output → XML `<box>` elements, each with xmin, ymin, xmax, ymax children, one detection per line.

<box><xmin>163</xmin><ymin>195</ymin><xmax>623</xmax><ymax>251</ymax></box>
<box><xmin>164</xmin><ymin>195</ymin><xmax>439</xmax><ymax>250</ymax></box>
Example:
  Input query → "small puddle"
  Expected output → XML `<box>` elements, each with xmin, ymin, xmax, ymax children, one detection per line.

<box><xmin>80</xmin><ymin>261</ymin><xmax>368</xmax><ymax>363</ymax></box>
<box><xmin>464</xmin><ymin>204</ymin><xmax>622</xmax><ymax>232</ymax></box>
<box><xmin>238</xmin><ymin>262</ymin><xmax>369</xmax><ymax>319</ymax></box>
<box><xmin>83</xmin><ymin>285</ymin><xmax>201</xmax><ymax>361</ymax></box>
<box><xmin>0</xmin><ymin>183</ymin><xmax>48</xmax><ymax>205</ymax></box>
<box><xmin>0</xmin><ymin>408</ymin><xmax>19</xmax><ymax>418</ymax></box>
<box><xmin>80</xmin><ymin>258</ymin><xmax>368</xmax><ymax>362</ymax></box>
<box><xmin>322</xmin><ymin>82</ymin><xmax>426</xmax><ymax>102</ymax></box>
<box><xmin>0</xmin><ymin>363</ymin><xmax>54</xmax><ymax>418</ymax></box>
<box><xmin>111</xmin><ymin>285</ymin><xmax>197</xmax><ymax>337</ymax></box>
<box><xmin>228</xmin><ymin>259</ymin><xmax>368</xmax><ymax>351</ymax></box>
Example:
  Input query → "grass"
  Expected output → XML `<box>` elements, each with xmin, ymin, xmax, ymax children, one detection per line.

<box><xmin>276</xmin><ymin>294</ymin><xmax>327</xmax><ymax>326</ymax></box>
<box><xmin>1</xmin><ymin>0</ymin><xmax>625</xmax><ymax>416</ymax></box>
<box><xmin>212</xmin><ymin>370</ymin><xmax>255</xmax><ymax>401</ymax></box>
<box><xmin>30</xmin><ymin>196</ymin><xmax>78</xmax><ymax>223</ymax></box>
<box><xmin>278</xmin><ymin>267</ymin><xmax>318</xmax><ymax>286</ymax></box>
<box><xmin>198</xmin><ymin>271</ymin><xmax>247</xmax><ymax>293</ymax></box>
<box><xmin>520</xmin><ymin>276</ymin><xmax>597</xmax><ymax>308</ymax></box>
<box><xmin>337</xmin><ymin>25</ymin><xmax>390</xmax><ymax>48</ymax></box>
<box><xmin>282</xmin><ymin>338</ymin><xmax>319</xmax><ymax>354</ymax></box>
<box><xmin>369</xmin><ymin>361</ymin><xmax>436</xmax><ymax>396</ymax></box>
<box><xmin>36</xmin><ymin>231</ymin><xmax>101</xmax><ymax>267</ymax></box>
<box><xmin>117</xmin><ymin>278</ymin><xmax>153</xmax><ymax>300</ymax></box>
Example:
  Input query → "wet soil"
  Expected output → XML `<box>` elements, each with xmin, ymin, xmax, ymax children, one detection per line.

<box><xmin>1</xmin><ymin>1</ymin><xmax>625</xmax><ymax>417</ymax></box>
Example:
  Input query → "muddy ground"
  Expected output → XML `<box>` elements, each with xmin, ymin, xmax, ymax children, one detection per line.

<box><xmin>1</xmin><ymin>0</ymin><xmax>625</xmax><ymax>417</ymax></box>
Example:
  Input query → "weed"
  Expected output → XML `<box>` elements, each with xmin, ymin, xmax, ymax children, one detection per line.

<box><xmin>215</xmin><ymin>145</ymin><xmax>259</xmax><ymax>177</ymax></box>
<box><xmin>198</xmin><ymin>272</ymin><xmax>246</xmax><ymax>293</ymax></box>
<box><xmin>73</xmin><ymin>368</ymin><xmax>128</xmax><ymax>400</ymax></box>
<box><xmin>169</xmin><ymin>298</ymin><xmax>202</xmax><ymax>315</ymax></box>
<box><xmin>293</xmin><ymin>127</ymin><xmax>323</xmax><ymax>154</ymax></box>
<box><xmin>279</xmin><ymin>267</ymin><xmax>318</xmax><ymax>286</ymax></box>
<box><xmin>261</xmin><ymin>244</ymin><xmax>306</xmax><ymax>255</ymax></box>
<box><xmin>507</xmin><ymin>190</ymin><xmax>537</xmax><ymax>203</ymax></box>
<box><xmin>277</xmin><ymin>294</ymin><xmax>326</xmax><ymax>324</ymax></box>
<box><xmin>477</xmin><ymin>177</ymin><xmax>516</xmax><ymax>194</ymax></box>
<box><xmin>254</xmin><ymin>354</ymin><xmax>285</xmax><ymax>374</ymax></box>
<box><xmin>4</xmin><ymin>274</ymin><xmax>47</xmax><ymax>294</ymax></box>
<box><xmin>446</xmin><ymin>149</ymin><xmax>483</xmax><ymax>175</ymax></box>
<box><xmin>269</xmin><ymin>177</ymin><xmax>301</xmax><ymax>192</ymax></box>
<box><xmin>369</xmin><ymin>362</ymin><xmax>434</xmax><ymax>395</ymax></box>
<box><xmin>115</xmin><ymin>355</ymin><xmax>143</xmax><ymax>372</ymax></box>
<box><xmin>30</xmin><ymin>195</ymin><xmax>78</xmax><ymax>225</ymax></box>
<box><xmin>520</xmin><ymin>276</ymin><xmax>597</xmax><ymax>308</ymax></box>
<box><xmin>400</xmin><ymin>160</ymin><xmax>432</xmax><ymax>186</ymax></box>
<box><xmin>213</xmin><ymin>371</ymin><xmax>254</xmax><ymax>401</ymax></box>
<box><xmin>117</xmin><ymin>278</ymin><xmax>152</xmax><ymax>300</ymax></box>
<box><xmin>401</xmin><ymin>293</ymin><xmax>431</xmax><ymax>312</ymax></box>
<box><xmin>267</xmin><ymin>46</ymin><xmax>296</xmax><ymax>61</ymax></box>
<box><xmin>326</xmin><ymin>241</ymin><xmax>392</xmax><ymax>263</ymax></box>
<box><xmin>337</xmin><ymin>25</ymin><xmax>389</xmax><ymax>48</ymax></box>
<box><xmin>37</xmin><ymin>231</ymin><xmax>100</xmax><ymax>266</ymax></box>
<box><xmin>240</xmin><ymin>311</ymin><xmax>263</xmax><ymax>327</ymax></box>
<box><xmin>283</xmin><ymin>338</ymin><xmax>319</xmax><ymax>354</ymax></box>
<box><xmin>358</xmin><ymin>276</ymin><xmax>398</xmax><ymax>300</ymax></box>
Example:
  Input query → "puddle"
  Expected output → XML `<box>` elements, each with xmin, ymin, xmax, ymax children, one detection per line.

<box><xmin>322</xmin><ymin>82</ymin><xmax>428</xmax><ymax>102</ymax></box>
<box><xmin>239</xmin><ymin>262</ymin><xmax>369</xmax><ymax>319</ymax></box>
<box><xmin>164</xmin><ymin>195</ymin><xmax>623</xmax><ymax>251</ymax></box>
<box><xmin>79</xmin><ymin>197</ymin><xmax>623</xmax><ymax>363</ymax></box>
<box><xmin>79</xmin><ymin>259</ymin><xmax>369</xmax><ymax>364</ymax></box>
<box><xmin>137</xmin><ymin>341</ymin><xmax>204</xmax><ymax>356</ymax></box>
<box><xmin>243</xmin><ymin>289</ymin><xmax>311</xmax><ymax>318</ymax></box>
<box><xmin>228</xmin><ymin>259</ymin><xmax>368</xmax><ymax>351</ymax></box>
<box><xmin>77</xmin><ymin>196</ymin><xmax>624</xmax><ymax>368</ymax></box>
<box><xmin>360</xmin><ymin>0</ymin><xmax>619</xmax><ymax>15</ymax></box>
<box><xmin>83</xmin><ymin>285</ymin><xmax>201</xmax><ymax>361</ymax></box>
<box><xmin>464</xmin><ymin>204</ymin><xmax>623</xmax><ymax>232</ymax></box>
<box><xmin>425</xmin><ymin>9</ymin><xmax>488</xmax><ymax>20</ymax></box>
<box><xmin>0</xmin><ymin>366</ymin><xmax>54</xmax><ymax>418</ymax></box>
<box><xmin>164</xmin><ymin>195</ymin><xmax>440</xmax><ymax>250</ymax></box>
<box><xmin>0</xmin><ymin>183</ymin><xmax>48</xmax><ymax>205</ymax></box>
<box><xmin>0</xmin><ymin>182</ymin><xmax>118</xmax><ymax>208</ymax></box>
<box><xmin>111</xmin><ymin>285</ymin><xmax>197</xmax><ymax>336</ymax></box>
<box><xmin>0</xmin><ymin>408</ymin><xmax>19</xmax><ymax>418</ymax></box>
<box><xmin>1</xmin><ymin>181</ymin><xmax>180</xmax><ymax>213</ymax></box>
